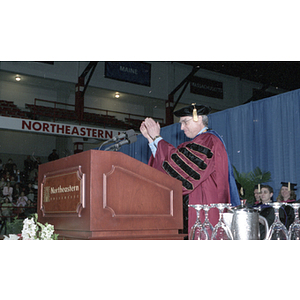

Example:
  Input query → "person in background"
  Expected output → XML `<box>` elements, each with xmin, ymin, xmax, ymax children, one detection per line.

<box><xmin>3</xmin><ymin>182</ymin><xmax>13</xmax><ymax>203</ymax></box>
<box><xmin>235</xmin><ymin>181</ymin><xmax>247</xmax><ymax>206</ymax></box>
<box><xmin>4</xmin><ymin>158</ymin><xmax>14</xmax><ymax>177</ymax></box>
<box><xmin>276</xmin><ymin>182</ymin><xmax>297</xmax><ymax>230</ymax></box>
<box><xmin>253</xmin><ymin>184</ymin><xmax>274</xmax><ymax>239</ymax></box>
<box><xmin>254</xmin><ymin>184</ymin><xmax>262</xmax><ymax>205</ymax></box>
<box><xmin>4</xmin><ymin>171</ymin><xmax>11</xmax><ymax>182</ymax></box>
<box><xmin>15</xmin><ymin>191</ymin><xmax>28</xmax><ymax>216</ymax></box>
<box><xmin>0</xmin><ymin>159</ymin><xmax>3</xmax><ymax>176</ymax></box>
<box><xmin>13</xmin><ymin>182</ymin><xmax>22</xmax><ymax>201</ymax></box>
<box><xmin>254</xmin><ymin>184</ymin><xmax>290</xmax><ymax>238</ymax></box>
<box><xmin>16</xmin><ymin>191</ymin><xmax>28</xmax><ymax>207</ymax></box>
<box><xmin>15</xmin><ymin>169</ymin><xmax>25</xmax><ymax>184</ymax></box>
<box><xmin>1</xmin><ymin>196</ymin><xmax>13</xmax><ymax>222</ymax></box>
<box><xmin>140</xmin><ymin>103</ymin><xmax>240</xmax><ymax>235</ymax></box>
<box><xmin>48</xmin><ymin>149</ymin><xmax>59</xmax><ymax>161</ymax></box>
<box><xmin>33</xmin><ymin>156</ymin><xmax>42</xmax><ymax>170</ymax></box>
<box><xmin>28</xmin><ymin>168</ymin><xmax>38</xmax><ymax>183</ymax></box>
<box><xmin>26</xmin><ymin>182</ymin><xmax>36</xmax><ymax>203</ymax></box>
<box><xmin>260</xmin><ymin>185</ymin><xmax>274</xmax><ymax>205</ymax></box>
<box><xmin>24</xmin><ymin>155</ymin><xmax>34</xmax><ymax>177</ymax></box>
<box><xmin>276</xmin><ymin>182</ymin><xmax>297</xmax><ymax>203</ymax></box>
<box><xmin>24</xmin><ymin>198</ymin><xmax>36</xmax><ymax>217</ymax></box>
<box><xmin>0</xmin><ymin>177</ymin><xmax>6</xmax><ymax>190</ymax></box>
<box><xmin>10</xmin><ymin>176</ymin><xmax>16</xmax><ymax>187</ymax></box>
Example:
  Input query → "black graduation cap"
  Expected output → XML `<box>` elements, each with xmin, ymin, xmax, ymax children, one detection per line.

<box><xmin>281</xmin><ymin>182</ymin><xmax>297</xmax><ymax>191</ymax></box>
<box><xmin>254</xmin><ymin>184</ymin><xmax>262</xmax><ymax>192</ymax></box>
<box><xmin>173</xmin><ymin>103</ymin><xmax>212</xmax><ymax>121</ymax></box>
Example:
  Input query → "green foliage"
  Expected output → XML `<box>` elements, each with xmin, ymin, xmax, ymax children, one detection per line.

<box><xmin>6</xmin><ymin>216</ymin><xmax>24</xmax><ymax>235</ymax></box>
<box><xmin>33</xmin><ymin>213</ymin><xmax>59</xmax><ymax>240</ymax></box>
<box><xmin>233</xmin><ymin>166</ymin><xmax>272</xmax><ymax>206</ymax></box>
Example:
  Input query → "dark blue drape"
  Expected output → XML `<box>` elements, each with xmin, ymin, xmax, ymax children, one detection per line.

<box><xmin>120</xmin><ymin>88</ymin><xmax>300</xmax><ymax>198</ymax></box>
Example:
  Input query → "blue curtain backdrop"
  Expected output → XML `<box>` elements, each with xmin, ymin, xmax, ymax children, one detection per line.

<box><xmin>119</xmin><ymin>88</ymin><xmax>300</xmax><ymax>199</ymax></box>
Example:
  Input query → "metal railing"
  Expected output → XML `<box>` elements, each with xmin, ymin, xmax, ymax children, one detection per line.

<box><xmin>31</xmin><ymin>98</ymin><xmax>164</xmax><ymax>127</ymax></box>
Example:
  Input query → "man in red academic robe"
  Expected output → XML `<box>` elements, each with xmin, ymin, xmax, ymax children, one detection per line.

<box><xmin>140</xmin><ymin>103</ymin><xmax>240</xmax><ymax>236</ymax></box>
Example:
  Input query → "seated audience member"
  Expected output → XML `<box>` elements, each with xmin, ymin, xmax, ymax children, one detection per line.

<box><xmin>12</xmin><ymin>164</ymin><xmax>18</xmax><ymax>178</ymax></box>
<box><xmin>4</xmin><ymin>171</ymin><xmax>11</xmax><ymax>182</ymax></box>
<box><xmin>24</xmin><ymin>199</ymin><xmax>36</xmax><ymax>217</ymax></box>
<box><xmin>235</xmin><ymin>180</ymin><xmax>245</xmax><ymax>201</ymax></box>
<box><xmin>4</xmin><ymin>158</ymin><xmax>15</xmax><ymax>176</ymax></box>
<box><xmin>1</xmin><ymin>196</ymin><xmax>13</xmax><ymax>222</ymax></box>
<box><xmin>15</xmin><ymin>169</ymin><xmax>25</xmax><ymax>184</ymax></box>
<box><xmin>26</xmin><ymin>183</ymin><xmax>36</xmax><ymax>203</ymax></box>
<box><xmin>13</xmin><ymin>183</ymin><xmax>22</xmax><ymax>200</ymax></box>
<box><xmin>253</xmin><ymin>185</ymin><xmax>273</xmax><ymax>206</ymax></box>
<box><xmin>3</xmin><ymin>182</ymin><xmax>13</xmax><ymax>203</ymax></box>
<box><xmin>15</xmin><ymin>191</ymin><xmax>28</xmax><ymax>216</ymax></box>
<box><xmin>0</xmin><ymin>177</ymin><xmax>5</xmax><ymax>192</ymax></box>
<box><xmin>276</xmin><ymin>182</ymin><xmax>297</xmax><ymax>229</ymax></box>
<box><xmin>0</xmin><ymin>159</ymin><xmax>3</xmax><ymax>175</ymax></box>
<box><xmin>16</xmin><ymin>191</ymin><xmax>28</xmax><ymax>207</ymax></box>
<box><xmin>10</xmin><ymin>176</ymin><xmax>16</xmax><ymax>187</ymax></box>
<box><xmin>277</xmin><ymin>182</ymin><xmax>297</xmax><ymax>202</ymax></box>
<box><xmin>253</xmin><ymin>185</ymin><xmax>275</xmax><ymax>239</ymax></box>
<box><xmin>254</xmin><ymin>185</ymin><xmax>290</xmax><ymax>239</ymax></box>
<box><xmin>28</xmin><ymin>169</ymin><xmax>38</xmax><ymax>183</ymax></box>
<box><xmin>254</xmin><ymin>184</ymin><xmax>262</xmax><ymax>205</ymax></box>
<box><xmin>24</xmin><ymin>155</ymin><xmax>34</xmax><ymax>176</ymax></box>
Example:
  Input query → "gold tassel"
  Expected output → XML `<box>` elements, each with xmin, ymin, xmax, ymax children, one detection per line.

<box><xmin>192</xmin><ymin>103</ymin><xmax>198</xmax><ymax>121</ymax></box>
<box><xmin>288</xmin><ymin>182</ymin><xmax>290</xmax><ymax>191</ymax></box>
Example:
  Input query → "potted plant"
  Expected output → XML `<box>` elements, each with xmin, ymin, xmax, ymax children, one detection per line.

<box><xmin>233</xmin><ymin>166</ymin><xmax>272</xmax><ymax>206</ymax></box>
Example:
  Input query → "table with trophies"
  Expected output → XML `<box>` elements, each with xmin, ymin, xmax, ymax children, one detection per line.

<box><xmin>189</xmin><ymin>201</ymin><xmax>300</xmax><ymax>240</ymax></box>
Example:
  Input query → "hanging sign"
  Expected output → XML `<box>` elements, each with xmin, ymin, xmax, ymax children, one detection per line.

<box><xmin>105</xmin><ymin>61</ymin><xmax>151</xmax><ymax>86</ymax></box>
<box><xmin>190</xmin><ymin>76</ymin><xmax>223</xmax><ymax>99</ymax></box>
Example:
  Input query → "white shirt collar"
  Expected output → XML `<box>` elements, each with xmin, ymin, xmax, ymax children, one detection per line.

<box><xmin>198</xmin><ymin>126</ymin><xmax>208</xmax><ymax>135</ymax></box>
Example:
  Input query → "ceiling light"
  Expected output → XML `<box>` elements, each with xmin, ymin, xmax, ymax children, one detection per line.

<box><xmin>15</xmin><ymin>75</ymin><xmax>21</xmax><ymax>81</ymax></box>
<box><xmin>114</xmin><ymin>92</ymin><xmax>120</xmax><ymax>98</ymax></box>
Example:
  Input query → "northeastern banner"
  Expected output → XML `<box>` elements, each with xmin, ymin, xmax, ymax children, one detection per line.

<box><xmin>190</xmin><ymin>76</ymin><xmax>223</xmax><ymax>99</ymax></box>
<box><xmin>0</xmin><ymin>116</ymin><xmax>123</xmax><ymax>140</ymax></box>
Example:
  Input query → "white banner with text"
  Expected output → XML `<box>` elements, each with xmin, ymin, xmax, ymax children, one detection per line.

<box><xmin>0</xmin><ymin>116</ymin><xmax>123</xmax><ymax>140</ymax></box>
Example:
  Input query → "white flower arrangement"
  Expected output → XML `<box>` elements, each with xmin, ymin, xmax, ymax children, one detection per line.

<box><xmin>4</xmin><ymin>213</ymin><xmax>58</xmax><ymax>240</ymax></box>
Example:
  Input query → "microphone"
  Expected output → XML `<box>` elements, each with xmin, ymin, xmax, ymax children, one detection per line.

<box><xmin>110</xmin><ymin>131</ymin><xmax>129</xmax><ymax>142</ymax></box>
<box><xmin>98</xmin><ymin>129</ymin><xmax>135</xmax><ymax>150</ymax></box>
<box><xmin>105</xmin><ymin>131</ymin><xmax>137</xmax><ymax>151</ymax></box>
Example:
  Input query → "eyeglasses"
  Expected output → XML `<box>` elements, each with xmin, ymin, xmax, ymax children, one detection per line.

<box><xmin>179</xmin><ymin>118</ymin><xmax>193</xmax><ymax>126</ymax></box>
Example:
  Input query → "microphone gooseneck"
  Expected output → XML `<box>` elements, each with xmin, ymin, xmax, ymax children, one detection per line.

<box><xmin>104</xmin><ymin>130</ymin><xmax>137</xmax><ymax>151</ymax></box>
<box><xmin>98</xmin><ymin>129</ymin><xmax>137</xmax><ymax>151</ymax></box>
<box><xmin>98</xmin><ymin>129</ymin><xmax>135</xmax><ymax>150</ymax></box>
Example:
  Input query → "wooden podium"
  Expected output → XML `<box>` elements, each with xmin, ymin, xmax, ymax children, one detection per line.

<box><xmin>37</xmin><ymin>150</ymin><xmax>185</xmax><ymax>239</ymax></box>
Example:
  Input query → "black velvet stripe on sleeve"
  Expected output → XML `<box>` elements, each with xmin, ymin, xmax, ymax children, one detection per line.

<box><xmin>186</xmin><ymin>143</ymin><xmax>213</xmax><ymax>159</ymax></box>
<box><xmin>163</xmin><ymin>161</ymin><xmax>193</xmax><ymax>190</ymax></box>
<box><xmin>178</xmin><ymin>148</ymin><xmax>207</xmax><ymax>170</ymax></box>
<box><xmin>171</xmin><ymin>153</ymin><xmax>200</xmax><ymax>180</ymax></box>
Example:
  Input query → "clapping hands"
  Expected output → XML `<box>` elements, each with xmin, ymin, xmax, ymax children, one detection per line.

<box><xmin>140</xmin><ymin>118</ymin><xmax>161</xmax><ymax>143</ymax></box>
